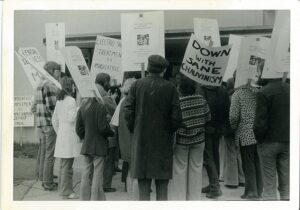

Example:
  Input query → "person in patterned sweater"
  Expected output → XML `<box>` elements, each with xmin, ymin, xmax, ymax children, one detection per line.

<box><xmin>229</xmin><ymin>82</ymin><xmax>263</xmax><ymax>200</ymax></box>
<box><xmin>169</xmin><ymin>76</ymin><xmax>210</xmax><ymax>200</ymax></box>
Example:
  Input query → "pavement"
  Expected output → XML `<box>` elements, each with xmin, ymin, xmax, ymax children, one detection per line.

<box><xmin>14</xmin><ymin>156</ymin><xmax>244</xmax><ymax>201</ymax></box>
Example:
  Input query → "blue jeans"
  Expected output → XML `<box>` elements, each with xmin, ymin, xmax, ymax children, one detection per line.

<box><xmin>40</xmin><ymin>126</ymin><xmax>56</xmax><ymax>185</ymax></box>
<box><xmin>80</xmin><ymin>155</ymin><xmax>106</xmax><ymax>200</ymax></box>
<box><xmin>257</xmin><ymin>142</ymin><xmax>290</xmax><ymax>200</ymax></box>
<box><xmin>59</xmin><ymin>158</ymin><xmax>74</xmax><ymax>196</ymax></box>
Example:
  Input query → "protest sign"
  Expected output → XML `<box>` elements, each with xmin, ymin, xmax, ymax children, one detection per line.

<box><xmin>223</xmin><ymin>35</ymin><xmax>243</xmax><ymax>82</ymax></box>
<box><xmin>235</xmin><ymin>36</ymin><xmax>270</xmax><ymax>88</ymax></box>
<box><xmin>90</xmin><ymin>35</ymin><xmax>123</xmax><ymax>84</ymax></box>
<box><xmin>194</xmin><ymin>18</ymin><xmax>221</xmax><ymax>47</ymax></box>
<box><xmin>262</xmin><ymin>11</ymin><xmax>290</xmax><ymax>79</ymax></box>
<box><xmin>180</xmin><ymin>34</ymin><xmax>232</xmax><ymax>86</ymax></box>
<box><xmin>61</xmin><ymin>46</ymin><xmax>103</xmax><ymax>100</ymax></box>
<box><xmin>45</xmin><ymin>23</ymin><xmax>66</xmax><ymax>72</ymax></box>
<box><xmin>121</xmin><ymin>11</ymin><xmax>165</xmax><ymax>72</ymax></box>
<box><xmin>15</xmin><ymin>49</ymin><xmax>44</xmax><ymax>89</ymax></box>
<box><xmin>17</xmin><ymin>47</ymin><xmax>61</xmax><ymax>89</ymax></box>
<box><xmin>14</xmin><ymin>96</ymin><xmax>34</xmax><ymax>127</ymax></box>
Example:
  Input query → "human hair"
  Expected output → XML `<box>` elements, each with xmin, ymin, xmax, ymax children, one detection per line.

<box><xmin>179</xmin><ymin>76</ymin><xmax>196</xmax><ymax>96</ymax></box>
<box><xmin>43</xmin><ymin>61</ymin><xmax>61</xmax><ymax>76</ymax></box>
<box><xmin>121</xmin><ymin>78</ymin><xmax>136</xmax><ymax>95</ymax></box>
<box><xmin>95</xmin><ymin>73</ymin><xmax>110</xmax><ymax>87</ymax></box>
<box><xmin>57</xmin><ymin>76</ymin><xmax>74</xmax><ymax>100</ymax></box>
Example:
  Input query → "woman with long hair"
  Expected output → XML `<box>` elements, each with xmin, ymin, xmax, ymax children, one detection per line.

<box><xmin>52</xmin><ymin>76</ymin><xmax>81</xmax><ymax>199</ymax></box>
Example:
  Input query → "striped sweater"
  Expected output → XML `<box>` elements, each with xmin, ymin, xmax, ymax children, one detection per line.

<box><xmin>176</xmin><ymin>95</ymin><xmax>211</xmax><ymax>145</ymax></box>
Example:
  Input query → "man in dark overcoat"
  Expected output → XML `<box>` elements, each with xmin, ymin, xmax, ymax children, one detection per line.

<box><xmin>124</xmin><ymin>54</ymin><xmax>182</xmax><ymax>200</ymax></box>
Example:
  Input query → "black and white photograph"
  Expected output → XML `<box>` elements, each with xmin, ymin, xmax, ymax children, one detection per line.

<box><xmin>1</xmin><ymin>1</ymin><xmax>299</xmax><ymax>210</ymax></box>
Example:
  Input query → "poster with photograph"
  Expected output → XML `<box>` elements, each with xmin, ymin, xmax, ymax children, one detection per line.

<box><xmin>194</xmin><ymin>18</ymin><xmax>221</xmax><ymax>47</ymax></box>
<box><xmin>223</xmin><ymin>34</ymin><xmax>243</xmax><ymax>82</ymax></box>
<box><xmin>180</xmin><ymin>34</ymin><xmax>232</xmax><ymax>86</ymax></box>
<box><xmin>235</xmin><ymin>36</ymin><xmax>270</xmax><ymax>88</ymax></box>
<box><xmin>61</xmin><ymin>46</ymin><xmax>102</xmax><ymax>99</ymax></box>
<box><xmin>17</xmin><ymin>47</ymin><xmax>61</xmax><ymax>89</ymax></box>
<box><xmin>262</xmin><ymin>11</ymin><xmax>290</xmax><ymax>79</ymax></box>
<box><xmin>15</xmin><ymin>49</ymin><xmax>44</xmax><ymax>89</ymax></box>
<box><xmin>90</xmin><ymin>35</ymin><xmax>123</xmax><ymax>84</ymax></box>
<box><xmin>121</xmin><ymin>11</ymin><xmax>165</xmax><ymax>72</ymax></box>
<box><xmin>14</xmin><ymin>96</ymin><xmax>34</xmax><ymax>127</ymax></box>
<box><xmin>45</xmin><ymin>22</ymin><xmax>66</xmax><ymax>72</ymax></box>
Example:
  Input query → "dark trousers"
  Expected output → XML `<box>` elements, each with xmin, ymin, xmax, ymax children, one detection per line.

<box><xmin>103</xmin><ymin>147</ymin><xmax>116</xmax><ymax>188</ymax></box>
<box><xmin>204</xmin><ymin>133</ymin><xmax>220</xmax><ymax>193</ymax></box>
<box><xmin>240</xmin><ymin>144</ymin><xmax>263</xmax><ymax>197</ymax></box>
<box><xmin>257</xmin><ymin>142</ymin><xmax>290</xmax><ymax>200</ymax></box>
<box><xmin>138</xmin><ymin>178</ymin><xmax>169</xmax><ymax>201</ymax></box>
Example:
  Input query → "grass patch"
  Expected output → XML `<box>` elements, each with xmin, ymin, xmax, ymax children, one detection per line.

<box><xmin>14</xmin><ymin>143</ymin><xmax>39</xmax><ymax>159</ymax></box>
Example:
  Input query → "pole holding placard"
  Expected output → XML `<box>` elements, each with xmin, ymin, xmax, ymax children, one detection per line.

<box><xmin>141</xmin><ymin>63</ymin><xmax>145</xmax><ymax>78</ymax></box>
<box><xmin>282</xmin><ymin>72</ymin><xmax>288</xmax><ymax>83</ymax></box>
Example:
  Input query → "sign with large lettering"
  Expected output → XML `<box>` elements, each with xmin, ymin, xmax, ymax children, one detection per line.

<box><xmin>91</xmin><ymin>35</ymin><xmax>123</xmax><ymax>84</ymax></box>
<box><xmin>61</xmin><ymin>46</ymin><xmax>103</xmax><ymax>100</ymax></box>
<box><xmin>121</xmin><ymin>11</ymin><xmax>165</xmax><ymax>72</ymax></box>
<box><xmin>16</xmin><ymin>47</ymin><xmax>61</xmax><ymax>89</ymax></box>
<box><xmin>45</xmin><ymin>23</ymin><xmax>66</xmax><ymax>72</ymax></box>
<box><xmin>223</xmin><ymin>35</ymin><xmax>243</xmax><ymax>82</ymax></box>
<box><xmin>180</xmin><ymin>34</ymin><xmax>232</xmax><ymax>86</ymax></box>
<box><xmin>235</xmin><ymin>36</ymin><xmax>270</xmax><ymax>88</ymax></box>
<box><xmin>14</xmin><ymin>96</ymin><xmax>34</xmax><ymax>127</ymax></box>
<box><xmin>194</xmin><ymin>18</ymin><xmax>221</xmax><ymax>47</ymax></box>
<box><xmin>15</xmin><ymin>48</ymin><xmax>44</xmax><ymax>89</ymax></box>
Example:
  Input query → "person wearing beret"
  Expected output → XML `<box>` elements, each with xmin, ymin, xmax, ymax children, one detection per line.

<box><xmin>124</xmin><ymin>54</ymin><xmax>182</xmax><ymax>200</ymax></box>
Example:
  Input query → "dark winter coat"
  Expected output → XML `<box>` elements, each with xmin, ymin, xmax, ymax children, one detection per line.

<box><xmin>124</xmin><ymin>75</ymin><xmax>182</xmax><ymax>179</ymax></box>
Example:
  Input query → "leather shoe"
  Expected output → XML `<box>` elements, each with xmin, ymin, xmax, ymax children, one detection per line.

<box><xmin>104</xmin><ymin>187</ymin><xmax>116</xmax><ymax>193</ymax></box>
<box><xmin>206</xmin><ymin>190</ymin><xmax>222</xmax><ymax>199</ymax></box>
<box><xmin>225</xmin><ymin>184</ymin><xmax>238</xmax><ymax>189</ymax></box>
<box><xmin>201</xmin><ymin>185</ymin><xmax>210</xmax><ymax>193</ymax></box>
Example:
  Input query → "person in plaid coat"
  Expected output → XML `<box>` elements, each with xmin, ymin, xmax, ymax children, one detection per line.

<box><xmin>32</xmin><ymin>61</ymin><xmax>61</xmax><ymax>191</ymax></box>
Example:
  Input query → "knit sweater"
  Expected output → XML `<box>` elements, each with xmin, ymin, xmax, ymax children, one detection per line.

<box><xmin>176</xmin><ymin>95</ymin><xmax>211</xmax><ymax>145</ymax></box>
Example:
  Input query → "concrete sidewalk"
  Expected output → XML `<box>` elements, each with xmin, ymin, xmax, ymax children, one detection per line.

<box><xmin>14</xmin><ymin>157</ymin><xmax>244</xmax><ymax>201</ymax></box>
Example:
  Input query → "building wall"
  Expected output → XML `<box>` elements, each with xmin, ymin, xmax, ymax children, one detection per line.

<box><xmin>14</xmin><ymin>10</ymin><xmax>275</xmax><ymax>143</ymax></box>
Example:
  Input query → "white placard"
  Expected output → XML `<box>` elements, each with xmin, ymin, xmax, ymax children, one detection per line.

<box><xmin>91</xmin><ymin>35</ymin><xmax>123</xmax><ymax>84</ymax></box>
<box><xmin>17</xmin><ymin>47</ymin><xmax>61</xmax><ymax>89</ymax></box>
<box><xmin>61</xmin><ymin>46</ymin><xmax>103</xmax><ymax>100</ymax></box>
<box><xmin>14</xmin><ymin>96</ymin><xmax>34</xmax><ymax>127</ymax></box>
<box><xmin>121</xmin><ymin>11</ymin><xmax>165</xmax><ymax>72</ymax></box>
<box><xmin>264</xmin><ymin>11</ymin><xmax>290</xmax><ymax>78</ymax></box>
<box><xmin>15</xmin><ymin>49</ymin><xmax>44</xmax><ymax>89</ymax></box>
<box><xmin>45</xmin><ymin>23</ymin><xmax>66</xmax><ymax>73</ymax></box>
<box><xmin>235</xmin><ymin>36</ymin><xmax>270</xmax><ymax>88</ymax></box>
<box><xmin>223</xmin><ymin>35</ymin><xmax>243</xmax><ymax>82</ymax></box>
<box><xmin>194</xmin><ymin>18</ymin><xmax>221</xmax><ymax>47</ymax></box>
<box><xmin>180</xmin><ymin>34</ymin><xmax>232</xmax><ymax>87</ymax></box>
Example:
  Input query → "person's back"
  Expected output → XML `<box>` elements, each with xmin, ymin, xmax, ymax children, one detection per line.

<box><xmin>254</xmin><ymin>80</ymin><xmax>290</xmax><ymax>143</ymax></box>
<box><xmin>76</xmin><ymin>98</ymin><xmax>113</xmax><ymax>157</ymax></box>
<box><xmin>124</xmin><ymin>54</ymin><xmax>181</xmax><ymax>201</ymax></box>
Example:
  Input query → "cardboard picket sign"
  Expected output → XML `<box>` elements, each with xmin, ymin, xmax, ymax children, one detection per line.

<box><xmin>61</xmin><ymin>46</ymin><xmax>103</xmax><ymax>102</ymax></box>
<box><xmin>223</xmin><ymin>35</ymin><xmax>243</xmax><ymax>82</ymax></box>
<box><xmin>15</xmin><ymin>49</ymin><xmax>44</xmax><ymax>89</ymax></box>
<box><xmin>235</xmin><ymin>36</ymin><xmax>270</xmax><ymax>88</ymax></box>
<box><xmin>121</xmin><ymin>11</ymin><xmax>165</xmax><ymax>72</ymax></box>
<box><xmin>45</xmin><ymin>22</ymin><xmax>66</xmax><ymax>73</ymax></box>
<box><xmin>90</xmin><ymin>35</ymin><xmax>123</xmax><ymax>84</ymax></box>
<box><xmin>180</xmin><ymin>34</ymin><xmax>232</xmax><ymax>86</ymax></box>
<box><xmin>16</xmin><ymin>47</ymin><xmax>61</xmax><ymax>89</ymax></box>
<box><xmin>14</xmin><ymin>96</ymin><xmax>34</xmax><ymax>127</ymax></box>
<box><xmin>194</xmin><ymin>18</ymin><xmax>221</xmax><ymax>47</ymax></box>
<box><xmin>261</xmin><ymin>11</ymin><xmax>290</xmax><ymax>79</ymax></box>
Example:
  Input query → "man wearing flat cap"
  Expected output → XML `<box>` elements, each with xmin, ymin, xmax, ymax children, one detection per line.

<box><xmin>124</xmin><ymin>54</ymin><xmax>182</xmax><ymax>200</ymax></box>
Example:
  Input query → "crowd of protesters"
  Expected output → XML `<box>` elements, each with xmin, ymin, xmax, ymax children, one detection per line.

<box><xmin>31</xmin><ymin>54</ymin><xmax>290</xmax><ymax>201</ymax></box>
